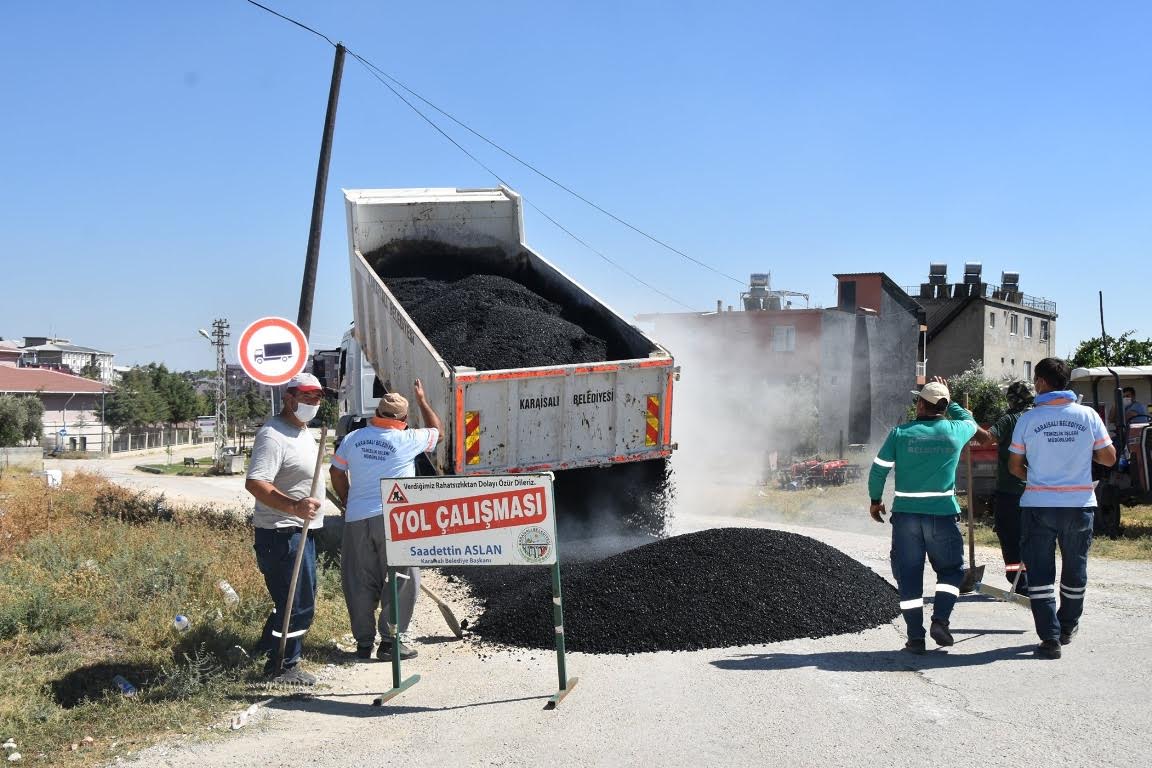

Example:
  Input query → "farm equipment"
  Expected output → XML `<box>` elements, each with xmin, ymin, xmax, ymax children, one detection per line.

<box><xmin>778</xmin><ymin>457</ymin><xmax>862</xmax><ymax>490</ymax></box>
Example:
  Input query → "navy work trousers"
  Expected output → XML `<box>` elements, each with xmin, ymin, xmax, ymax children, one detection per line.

<box><xmin>1020</xmin><ymin>506</ymin><xmax>1093</xmax><ymax>642</ymax></box>
<box><xmin>993</xmin><ymin>491</ymin><xmax>1028</xmax><ymax>591</ymax></box>
<box><xmin>890</xmin><ymin>512</ymin><xmax>965</xmax><ymax>640</ymax></box>
<box><xmin>253</xmin><ymin>526</ymin><xmax>317</xmax><ymax>672</ymax></box>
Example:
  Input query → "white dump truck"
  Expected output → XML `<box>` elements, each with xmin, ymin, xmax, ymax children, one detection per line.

<box><xmin>338</xmin><ymin>187</ymin><xmax>677</xmax><ymax>531</ymax></box>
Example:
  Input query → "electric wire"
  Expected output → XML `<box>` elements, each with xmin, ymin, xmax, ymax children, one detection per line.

<box><xmin>350</xmin><ymin>53</ymin><xmax>696</xmax><ymax>310</ymax></box>
<box><xmin>243</xmin><ymin>0</ymin><xmax>711</xmax><ymax>309</ymax></box>
<box><xmin>354</xmin><ymin>55</ymin><xmax>746</xmax><ymax>286</ymax></box>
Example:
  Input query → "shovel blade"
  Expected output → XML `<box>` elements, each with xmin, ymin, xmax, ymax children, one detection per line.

<box><xmin>974</xmin><ymin>582</ymin><xmax>1032</xmax><ymax>608</ymax></box>
<box><xmin>959</xmin><ymin>564</ymin><xmax>986</xmax><ymax>594</ymax></box>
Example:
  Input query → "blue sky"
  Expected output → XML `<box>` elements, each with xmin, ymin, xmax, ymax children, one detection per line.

<box><xmin>2</xmin><ymin>1</ymin><xmax>1150</xmax><ymax>372</ymax></box>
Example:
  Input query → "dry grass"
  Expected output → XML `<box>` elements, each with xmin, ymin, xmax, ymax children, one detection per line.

<box><xmin>0</xmin><ymin>471</ymin><xmax>350</xmax><ymax>766</ymax></box>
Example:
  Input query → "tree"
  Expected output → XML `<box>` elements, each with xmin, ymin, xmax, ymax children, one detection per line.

<box><xmin>102</xmin><ymin>368</ymin><xmax>169</xmax><ymax>430</ymax></box>
<box><xmin>317</xmin><ymin>397</ymin><xmax>339</xmax><ymax>429</ymax></box>
<box><xmin>1070</xmin><ymin>330</ymin><xmax>1152</xmax><ymax>368</ymax></box>
<box><xmin>943</xmin><ymin>361</ymin><xmax>1007</xmax><ymax>426</ymax></box>
<box><xmin>79</xmin><ymin>361</ymin><xmax>102</xmax><ymax>380</ymax></box>
<box><xmin>0</xmin><ymin>395</ymin><xmax>43</xmax><ymax>447</ymax></box>
<box><xmin>19</xmin><ymin>396</ymin><xmax>43</xmax><ymax>443</ymax></box>
<box><xmin>148</xmin><ymin>364</ymin><xmax>203</xmax><ymax>425</ymax></box>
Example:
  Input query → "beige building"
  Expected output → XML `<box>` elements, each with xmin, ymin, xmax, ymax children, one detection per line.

<box><xmin>0</xmin><ymin>366</ymin><xmax>109</xmax><ymax>452</ymax></box>
<box><xmin>909</xmin><ymin>263</ymin><xmax>1057</xmax><ymax>381</ymax></box>
<box><xmin>20</xmin><ymin>336</ymin><xmax>115</xmax><ymax>383</ymax></box>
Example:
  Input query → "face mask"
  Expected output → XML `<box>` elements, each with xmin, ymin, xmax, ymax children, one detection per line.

<box><xmin>294</xmin><ymin>402</ymin><xmax>320</xmax><ymax>423</ymax></box>
<box><xmin>1123</xmin><ymin>397</ymin><xmax>1133</xmax><ymax>408</ymax></box>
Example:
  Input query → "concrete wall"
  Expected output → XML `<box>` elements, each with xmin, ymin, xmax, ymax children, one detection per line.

<box><xmin>1</xmin><ymin>446</ymin><xmax>43</xmax><ymax>471</ymax></box>
<box><xmin>982</xmin><ymin>301</ymin><xmax>1056</xmax><ymax>381</ymax></box>
<box><xmin>817</xmin><ymin>311</ymin><xmax>854</xmax><ymax>454</ymax></box>
<box><xmin>870</xmin><ymin>290</ymin><xmax>922</xmax><ymax>438</ymax></box>
<box><xmin>925</xmin><ymin>298</ymin><xmax>1057</xmax><ymax>380</ymax></box>
<box><xmin>926</xmin><ymin>302</ymin><xmax>985</xmax><ymax>378</ymax></box>
<box><xmin>40</xmin><ymin>392</ymin><xmax>107</xmax><ymax>452</ymax></box>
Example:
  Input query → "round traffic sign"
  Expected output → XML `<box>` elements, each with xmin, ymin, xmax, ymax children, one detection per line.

<box><xmin>236</xmin><ymin>317</ymin><xmax>309</xmax><ymax>386</ymax></box>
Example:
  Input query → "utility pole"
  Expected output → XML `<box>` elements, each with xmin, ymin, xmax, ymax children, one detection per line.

<box><xmin>208</xmin><ymin>319</ymin><xmax>230</xmax><ymax>470</ymax></box>
<box><xmin>297</xmin><ymin>42</ymin><xmax>346</xmax><ymax>338</ymax></box>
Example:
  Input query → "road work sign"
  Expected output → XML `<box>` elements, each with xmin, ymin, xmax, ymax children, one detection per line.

<box><xmin>383</xmin><ymin>474</ymin><xmax>557</xmax><ymax>567</ymax></box>
<box><xmin>237</xmin><ymin>317</ymin><xmax>308</xmax><ymax>385</ymax></box>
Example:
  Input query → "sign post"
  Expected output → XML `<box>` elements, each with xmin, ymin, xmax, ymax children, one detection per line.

<box><xmin>372</xmin><ymin>473</ymin><xmax>577</xmax><ymax>707</ymax></box>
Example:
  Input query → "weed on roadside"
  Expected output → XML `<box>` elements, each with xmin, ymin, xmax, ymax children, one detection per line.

<box><xmin>0</xmin><ymin>471</ymin><xmax>350</xmax><ymax>766</ymax></box>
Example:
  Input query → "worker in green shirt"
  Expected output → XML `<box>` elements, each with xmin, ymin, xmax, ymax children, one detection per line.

<box><xmin>869</xmin><ymin>377</ymin><xmax>976</xmax><ymax>654</ymax></box>
<box><xmin>974</xmin><ymin>380</ymin><xmax>1035</xmax><ymax>594</ymax></box>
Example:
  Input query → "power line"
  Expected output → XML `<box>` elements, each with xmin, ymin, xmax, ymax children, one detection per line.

<box><xmin>244</xmin><ymin>0</ymin><xmax>334</xmax><ymax>46</ymax></box>
<box><xmin>242</xmin><ymin>0</ymin><xmax>721</xmax><ymax>308</ymax></box>
<box><xmin>349</xmin><ymin>53</ymin><xmax>696</xmax><ymax>311</ymax></box>
<box><xmin>354</xmin><ymin>56</ymin><xmax>746</xmax><ymax>286</ymax></box>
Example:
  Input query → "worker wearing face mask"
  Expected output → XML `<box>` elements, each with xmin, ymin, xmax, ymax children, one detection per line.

<box><xmin>1122</xmin><ymin>387</ymin><xmax>1149</xmax><ymax>424</ymax></box>
<box><xmin>244</xmin><ymin>372</ymin><xmax>326</xmax><ymax>685</ymax></box>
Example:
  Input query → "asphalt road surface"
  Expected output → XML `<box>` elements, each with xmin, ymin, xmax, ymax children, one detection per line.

<box><xmin>60</xmin><ymin>456</ymin><xmax>1152</xmax><ymax>768</ymax></box>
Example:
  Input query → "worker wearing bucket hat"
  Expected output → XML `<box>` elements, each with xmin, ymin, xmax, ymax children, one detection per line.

<box><xmin>330</xmin><ymin>379</ymin><xmax>443</xmax><ymax>662</ymax></box>
<box><xmin>974</xmin><ymin>380</ymin><xmax>1035</xmax><ymax>594</ymax></box>
<box><xmin>868</xmin><ymin>376</ymin><xmax>977</xmax><ymax>654</ymax></box>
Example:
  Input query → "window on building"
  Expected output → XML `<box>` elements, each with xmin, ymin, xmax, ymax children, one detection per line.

<box><xmin>1024</xmin><ymin>361</ymin><xmax>1032</xmax><ymax>380</ymax></box>
<box><xmin>838</xmin><ymin>281</ymin><xmax>857</xmax><ymax>312</ymax></box>
<box><xmin>1040</xmin><ymin>320</ymin><xmax>1050</xmax><ymax>341</ymax></box>
<box><xmin>989</xmin><ymin>311</ymin><xmax>996</xmax><ymax>328</ymax></box>
<box><xmin>1011</xmin><ymin>358</ymin><xmax>1016</xmax><ymax>368</ymax></box>
<box><xmin>1024</xmin><ymin>317</ymin><xmax>1033</xmax><ymax>338</ymax></box>
<box><xmin>773</xmin><ymin>325</ymin><xmax>796</xmax><ymax>352</ymax></box>
<box><xmin>1010</xmin><ymin>314</ymin><xmax>1019</xmax><ymax>335</ymax></box>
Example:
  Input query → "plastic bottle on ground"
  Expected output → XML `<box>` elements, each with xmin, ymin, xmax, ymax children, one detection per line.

<box><xmin>217</xmin><ymin>580</ymin><xmax>239</xmax><ymax>605</ymax></box>
<box><xmin>111</xmin><ymin>675</ymin><xmax>137</xmax><ymax>696</ymax></box>
<box><xmin>173</xmin><ymin>614</ymin><xmax>190</xmax><ymax>632</ymax></box>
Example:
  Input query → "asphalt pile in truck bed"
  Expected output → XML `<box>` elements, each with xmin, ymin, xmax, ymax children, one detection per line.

<box><xmin>386</xmin><ymin>275</ymin><xmax>607</xmax><ymax>371</ymax></box>
<box><xmin>450</xmin><ymin>527</ymin><xmax>899</xmax><ymax>654</ymax></box>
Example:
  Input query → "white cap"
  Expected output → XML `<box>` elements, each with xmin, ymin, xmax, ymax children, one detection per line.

<box><xmin>285</xmin><ymin>372</ymin><xmax>322</xmax><ymax>392</ymax></box>
<box><xmin>911</xmin><ymin>381</ymin><xmax>950</xmax><ymax>405</ymax></box>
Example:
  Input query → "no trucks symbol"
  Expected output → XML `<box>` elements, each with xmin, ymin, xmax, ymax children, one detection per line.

<box><xmin>237</xmin><ymin>317</ymin><xmax>309</xmax><ymax>386</ymax></box>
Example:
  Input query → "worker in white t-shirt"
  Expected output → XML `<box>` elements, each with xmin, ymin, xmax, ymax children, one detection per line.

<box><xmin>330</xmin><ymin>379</ymin><xmax>442</xmax><ymax>661</ymax></box>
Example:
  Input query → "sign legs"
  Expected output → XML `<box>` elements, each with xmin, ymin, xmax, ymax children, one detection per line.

<box><xmin>372</xmin><ymin>568</ymin><xmax>420</xmax><ymax>706</ymax></box>
<box><xmin>545</xmin><ymin>561</ymin><xmax>578</xmax><ymax>709</ymax></box>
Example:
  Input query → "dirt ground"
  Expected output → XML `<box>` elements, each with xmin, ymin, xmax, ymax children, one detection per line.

<box><xmin>68</xmin><ymin>454</ymin><xmax>1150</xmax><ymax>768</ymax></box>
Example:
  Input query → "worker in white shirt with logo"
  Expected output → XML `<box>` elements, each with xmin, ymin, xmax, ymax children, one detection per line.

<box><xmin>330</xmin><ymin>380</ymin><xmax>442</xmax><ymax>662</ymax></box>
<box><xmin>1008</xmin><ymin>357</ymin><xmax>1116</xmax><ymax>660</ymax></box>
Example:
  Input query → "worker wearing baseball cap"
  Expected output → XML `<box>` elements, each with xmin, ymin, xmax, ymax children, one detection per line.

<box><xmin>868</xmin><ymin>375</ymin><xmax>977</xmax><ymax>654</ymax></box>
<box><xmin>330</xmin><ymin>379</ymin><xmax>443</xmax><ymax>662</ymax></box>
<box><xmin>244</xmin><ymin>371</ymin><xmax>326</xmax><ymax>685</ymax></box>
<box><xmin>974</xmin><ymin>380</ymin><xmax>1036</xmax><ymax>594</ymax></box>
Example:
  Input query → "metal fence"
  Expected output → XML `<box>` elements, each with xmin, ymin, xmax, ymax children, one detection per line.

<box><xmin>108</xmin><ymin>428</ymin><xmax>213</xmax><ymax>454</ymax></box>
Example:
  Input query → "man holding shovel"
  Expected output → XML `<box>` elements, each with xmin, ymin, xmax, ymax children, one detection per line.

<box><xmin>244</xmin><ymin>372</ymin><xmax>325</xmax><ymax>685</ymax></box>
<box><xmin>330</xmin><ymin>379</ymin><xmax>442</xmax><ymax>662</ymax></box>
<box><xmin>868</xmin><ymin>376</ymin><xmax>976</xmax><ymax>654</ymax></box>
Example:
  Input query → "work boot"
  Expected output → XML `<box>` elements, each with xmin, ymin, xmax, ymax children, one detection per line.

<box><xmin>903</xmin><ymin>639</ymin><xmax>926</xmax><ymax>655</ymax></box>
<box><xmin>269</xmin><ymin>665</ymin><xmax>316</xmax><ymax>685</ymax></box>
<box><xmin>377</xmin><ymin>639</ymin><xmax>418</xmax><ymax>661</ymax></box>
<box><xmin>355</xmin><ymin>645</ymin><xmax>373</xmax><ymax>660</ymax></box>
<box><xmin>1059</xmin><ymin>625</ymin><xmax>1079</xmax><ymax>646</ymax></box>
<box><xmin>929</xmin><ymin>620</ymin><xmax>954</xmax><ymax>647</ymax></box>
<box><xmin>1035</xmin><ymin>640</ymin><xmax>1062</xmax><ymax>660</ymax></box>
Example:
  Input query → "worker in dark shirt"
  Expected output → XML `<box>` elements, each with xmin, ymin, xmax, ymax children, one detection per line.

<box><xmin>975</xmin><ymin>380</ymin><xmax>1034</xmax><ymax>594</ymax></box>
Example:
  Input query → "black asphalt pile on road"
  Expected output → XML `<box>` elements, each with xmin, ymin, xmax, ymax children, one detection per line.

<box><xmin>451</xmin><ymin>527</ymin><xmax>898</xmax><ymax>654</ymax></box>
<box><xmin>384</xmin><ymin>274</ymin><xmax>608</xmax><ymax>371</ymax></box>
